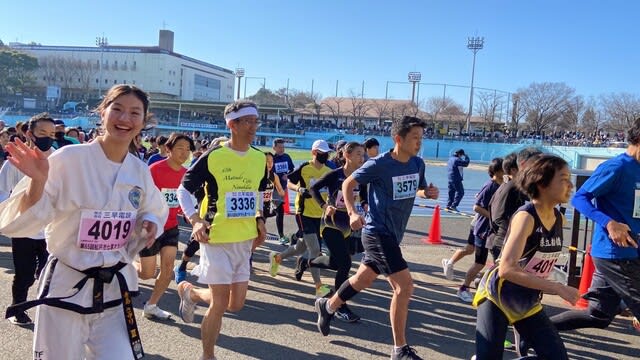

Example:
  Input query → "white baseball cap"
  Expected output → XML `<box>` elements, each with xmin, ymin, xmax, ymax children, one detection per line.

<box><xmin>311</xmin><ymin>139</ymin><xmax>332</xmax><ymax>153</ymax></box>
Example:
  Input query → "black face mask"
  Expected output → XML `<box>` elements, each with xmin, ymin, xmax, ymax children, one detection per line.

<box><xmin>33</xmin><ymin>136</ymin><xmax>54</xmax><ymax>152</ymax></box>
<box><xmin>316</xmin><ymin>152</ymin><xmax>329</xmax><ymax>164</ymax></box>
<box><xmin>55</xmin><ymin>131</ymin><xmax>65</xmax><ymax>140</ymax></box>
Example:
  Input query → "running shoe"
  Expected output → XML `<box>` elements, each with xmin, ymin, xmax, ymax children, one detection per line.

<box><xmin>503</xmin><ymin>339</ymin><xmax>514</xmax><ymax>350</ymax></box>
<box><xmin>335</xmin><ymin>304</ymin><xmax>360</xmax><ymax>323</ymax></box>
<box><xmin>314</xmin><ymin>297</ymin><xmax>334</xmax><ymax>336</ymax></box>
<box><xmin>174</xmin><ymin>264</ymin><xmax>187</xmax><ymax>284</ymax></box>
<box><xmin>269</xmin><ymin>251</ymin><xmax>280</xmax><ymax>277</ymax></box>
<box><xmin>315</xmin><ymin>284</ymin><xmax>332</xmax><ymax>298</ymax></box>
<box><xmin>279</xmin><ymin>236</ymin><xmax>289</xmax><ymax>246</ymax></box>
<box><xmin>442</xmin><ymin>258</ymin><xmax>454</xmax><ymax>280</ymax></box>
<box><xmin>178</xmin><ymin>281</ymin><xmax>197</xmax><ymax>323</ymax></box>
<box><xmin>457</xmin><ymin>288</ymin><xmax>473</xmax><ymax>303</ymax></box>
<box><xmin>391</xmin><ymin>345</ymin><xmax>423</xmax><ymax>360</ymax></box>
<box><xmin>8</xmin><ymin>312</ymin><xmax>32</xmax><ymax>326</ymax></box>
<box><xmin>633</xmin><ymin>317</ymin><xmax>639</xmax><ymax>332</ymax></box>
<box><xmin>143</xmin><ymin>303</ymin><xmax>172</xmax><ymax>320</ymax></box>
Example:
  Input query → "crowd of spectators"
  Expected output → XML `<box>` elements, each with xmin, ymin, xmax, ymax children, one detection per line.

<box><xmin>1</xmin><ymin>108</ymin><xmax>629</xmax><ymax>150</ymax></box>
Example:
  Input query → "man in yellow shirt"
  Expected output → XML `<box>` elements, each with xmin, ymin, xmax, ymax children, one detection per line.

<box><xmin>176</xmin><ymin>100</ymin><xmax>267</xmax><ymax>360</ymax></box>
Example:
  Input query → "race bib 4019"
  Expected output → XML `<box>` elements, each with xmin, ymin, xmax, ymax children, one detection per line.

<box><xmin>77</xmin><ymin>210</ymin><xmax>137</xmax><ymax>251</ymax></box>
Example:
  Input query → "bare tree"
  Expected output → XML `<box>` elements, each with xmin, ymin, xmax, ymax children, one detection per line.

<box><xmin>517</xmin><ymin>82</ymin><xmax>575</xmax><ymax>134</ymax></box>
<box><xmin>37</xmin><ymin>56</ymin><xmax>96</xmax><ymax>100</ymax></box>
<box><xmin>599</xmin><ymin>92</ymin><xmax>640</xmax><ymax>132</ymax></box>
<box><xmin>370</xmin><ymin>99</ymin><xmax>390</xmax><ymax>127</ymax></box>
<box><xmin>476</xmin><ymin>90</ymin><xmax>505</xmax><ymax>135</ymax></box>
<box><xmin>75</xmin><ymin>59</ymin><xmax>97</xmax><ymax>99</ymax></box>
<box><xmin>38</xmin><ymin>56</ymin><xmax>61</xmax><ymax>86</ymax></box>
<box><xmin>555</xmin><ymin>95</ymin><xmax>585</xmax><ymax>134</ymax></box>
<box><xmin>510</xmin><ymin>92</ymin><xmax>527</xmax><ymax>136</ymax></box>
<box><xmin>321</xmin><ymin>97</ymin><xmax>345</xmax><ymax>126</ymax></box>
<box><xmin>347</xmin><ymin>89</ymin><xmax>370</xmax><ymax>129</ymax></box>
<box><xmin>580</xmin><ymin>105</ymin><xmax>606</xmax><ymax>136</ymax></box>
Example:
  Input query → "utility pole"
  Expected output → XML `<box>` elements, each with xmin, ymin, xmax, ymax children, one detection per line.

<box><xmin>465</xmin><ymin>36</ymin><xmax>484</xmax><ymax>133</ymax></box>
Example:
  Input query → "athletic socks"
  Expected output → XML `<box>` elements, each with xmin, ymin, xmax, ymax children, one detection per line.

<box><xmin>178</xmin><ymin>260</ymin><xmax>188</xmax><ymax>272</ymax></box>
<box><xmin>325</xmin><ymin>300</ymin><xmax>335</xmax><ymax>314</ymax></box>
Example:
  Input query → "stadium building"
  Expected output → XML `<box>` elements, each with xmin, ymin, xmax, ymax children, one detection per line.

<box><xmin>10</xmin><ymin>30</ymin><xmax>235</xmax><ymax>103</ymax></box>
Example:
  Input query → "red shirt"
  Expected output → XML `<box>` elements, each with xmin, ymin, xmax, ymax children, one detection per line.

<box><xmin>149</xmin><ymin>159</ymin><xmax>187</xmax><ymax>230</ymax></box>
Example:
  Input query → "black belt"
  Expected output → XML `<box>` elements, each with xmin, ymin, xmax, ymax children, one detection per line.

<box><xmin>5</xmin><ymin>258</ymin><xmax>144</xmax><ymax>359</ymax></box>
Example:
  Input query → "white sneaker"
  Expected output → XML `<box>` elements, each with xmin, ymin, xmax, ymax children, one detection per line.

<box><xmin>457</xmin><ymin>288</ymin><xmax>473</xmax><ymax>303</ymax></box>
<box><xmin>178</xmin><ymin>281</ymin><xmax>197</xmax><ymax>323</ymax></box>
<box><xmin>442</xmin><ymin>258</ymin><xmax>454</xmax><ymax>280</ymax></box>
<box><xmin>143</xmin><ymin>303</ymin><xmax>172</xmax><ymax>320</ymax></box>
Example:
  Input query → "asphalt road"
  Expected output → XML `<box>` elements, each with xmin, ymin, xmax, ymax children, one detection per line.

<box><xmin>0</xmin><ymin>215</ymin><xmax>637</xmax><ymax>359</ymax></box>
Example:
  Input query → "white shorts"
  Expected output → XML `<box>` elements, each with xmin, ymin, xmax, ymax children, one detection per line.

<box><xmin>193</xmin><ymin>239</ymin><xmax>253</xmax><ymax>285</ymax></box>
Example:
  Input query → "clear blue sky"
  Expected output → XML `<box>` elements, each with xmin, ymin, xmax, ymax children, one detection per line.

<box><xmin>1</xmin><ymin>0</ymin><xmax>638</xmax><ymax>106</ymax></box>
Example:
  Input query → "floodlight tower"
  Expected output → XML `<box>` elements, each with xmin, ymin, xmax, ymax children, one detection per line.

<box><xmin>465</xmin><ymin>36</ymin><xmax>484</xmax><ymax>133</ymax></box>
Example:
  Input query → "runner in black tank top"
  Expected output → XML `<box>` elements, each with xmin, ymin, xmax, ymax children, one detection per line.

<box><xmin>473</xmin><ymin>154</ymin><xmax>579</xmax><ymax>360</ymax></box>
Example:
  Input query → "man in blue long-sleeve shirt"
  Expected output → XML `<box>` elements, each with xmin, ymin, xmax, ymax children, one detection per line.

<box><xmin>543</xmin><ymin>118</ymin><xmax>640</xmax><ymax>345</ymax></box>
<box><xmin>446</xmin><ymin>149</ymin><xmax>470</xmax><ymax>211</ymax></box>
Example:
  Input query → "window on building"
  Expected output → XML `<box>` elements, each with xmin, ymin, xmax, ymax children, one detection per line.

<box><xmin>114</xmin><ymin>80</ymin><xmax>117</xmax><ymax>84</ymax></box>
<box><xmin>105</xmin><ymin>79</ymin><xmax>109</xmax><ymax>84</ymax></box>
<box><xmin>96</xmin><ymin>79</ymin><xmax>99</xmax><ymax>83</ymax></box>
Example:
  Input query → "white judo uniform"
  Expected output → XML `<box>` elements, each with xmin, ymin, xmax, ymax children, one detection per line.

<box><xmin>0</xmin><ymin>141</ymin><xmax>168</xmax><ymax>360</ymax></box>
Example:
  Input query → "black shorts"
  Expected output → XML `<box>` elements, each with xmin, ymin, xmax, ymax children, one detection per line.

<box><xmin>348</xmin><ymin>229</ymin><xmax>364</xmax><ymax>255</ymax></box>
<box><xmin>139</xmin><ymin>226</ymin><xmax>180</xmax><ymax>257</ymax></box>
<box><xmin>298</xmin><ymin>215</ymin><xmax>321</xmax><ymax>237</ymax></box>
<box><xmin>466</xmin><ymin>227</ymin><xmax>475</xmax><ymax>246</ymax></box>
<box><xmin>475</xmin><ymin>245</ymin><xmax>490</xmax><ymax>265</ymax></box>
<box><xmin>586</xmin><ymin>258</ymin><xmax>640</xmax><ymax>319</ymax></box>
<box><xmin>361</xmin><ymin>231</ymin><xmax>408</xmax><ymax>276</ymax></box>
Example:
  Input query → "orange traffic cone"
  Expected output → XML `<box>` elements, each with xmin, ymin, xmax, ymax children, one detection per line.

<box><xmin>575</xmin><ymin>245</ymin><xmax>594</xmax><ymax>309</ymax></box>
<box><xmin>423</xmin><ymin>205</ymin><xmax>442</xmax><ymax>245</ymax></box>
<box><xmin>283</xmin><ymin>191</ymin><xmax>291</xmax><ymax>215</ymax></box>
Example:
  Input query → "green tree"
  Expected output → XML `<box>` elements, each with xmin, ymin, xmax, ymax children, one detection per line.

<box><xmin>0</xmin><ymin>50</ymin><xmax>39</xmax><ymax>95</ymax></box>
<box><xmin>247</xmin><ymin>87</ymin><xmax>286</xmax><ymax>105</ymax></box>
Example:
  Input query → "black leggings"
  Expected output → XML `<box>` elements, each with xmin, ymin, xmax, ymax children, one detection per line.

<box><xmin>274</xmin><ymin>202</ymin><xmax>285</xmax><ymax>238</ymax></box>
<box><xmin>475</xmin><ymin>300</ymin><xmax>568</xmax><ymax>360</ymax></box>
<box><xmin>550</xmin><ymin>309</ymin><xmax>612</xmax><ymax>331</ymax></box>
<box><xmin>309</xmin><ymin>227</ymin><xmax>351</xmax><ymax>290</ymax></box>
<box><xmin>12</xmin><ymin>237</ymin><xmax>48</xmax><ymax>305</ymax></box>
